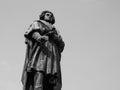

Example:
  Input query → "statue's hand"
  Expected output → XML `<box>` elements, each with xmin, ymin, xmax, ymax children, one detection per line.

<box><xmin>41</xmin><ymin>36</ymin><xmax>49</xmax><ymax>41</ymax></box>
<box><xmin>38</xmin><ymin>36</ymin><xmax>49</xmax><ymax>43</ymax></box>
<box><xmin>32</xmin><ymin>32</ymin><xmax>49</xmax><ymax>43</ymax></box>
<box><xmin>32</xmin><ymin>32</ymin><xmax>41</xmax><ymax>41</ymax></box>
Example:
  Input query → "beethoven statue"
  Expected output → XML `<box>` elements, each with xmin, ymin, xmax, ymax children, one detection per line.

<box><xmin>21</xmin><ymin>10</ymin><xmax>65</xmax><ymax>90</ymax></box>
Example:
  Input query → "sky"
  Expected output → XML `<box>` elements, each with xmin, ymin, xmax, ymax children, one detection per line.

<box><xmin>0</xmin><ymin>0</ymin><xmax>120</xmax><ymax>90</ymax></box>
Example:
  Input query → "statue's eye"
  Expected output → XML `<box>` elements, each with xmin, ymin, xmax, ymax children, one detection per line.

<box><xmin>46</xmin><ymin>13</ymin><xmax>51</xmax><ymax>17</ymax></box>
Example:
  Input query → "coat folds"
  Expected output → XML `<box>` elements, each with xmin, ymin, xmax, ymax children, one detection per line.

<box><xmin>21</xmin><ymin>20</ymin><xmax>65</xmax><ymax>90</ymax></box>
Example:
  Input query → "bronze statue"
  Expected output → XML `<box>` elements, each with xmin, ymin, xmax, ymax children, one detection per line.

<box><xmin>21</xmin><ymin>10</ymin><xmax>65</xmax><ymax>90</ymax></box>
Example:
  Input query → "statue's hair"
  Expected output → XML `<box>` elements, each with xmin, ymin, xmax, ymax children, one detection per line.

<box><xmin>39</xmin><ymin>10</ymin><xmax>55</xmax><ymax>24</ymax></box>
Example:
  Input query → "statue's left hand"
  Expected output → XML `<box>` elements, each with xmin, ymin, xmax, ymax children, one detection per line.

<box><xmin>41</xmin><ymin>36</ymin><xmax>49</xmax><ymax>41</ymax></box>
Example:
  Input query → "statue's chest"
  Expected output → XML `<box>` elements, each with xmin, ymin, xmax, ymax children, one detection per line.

<box><xmin>39</xmin><ymin>24</ymin><xmax>51</xmax><ymax>35</ymax></box>
<box><xmin>36</xmin><ymin>20</ymin><xmax>53</xmax><ymax>35</ymax></box>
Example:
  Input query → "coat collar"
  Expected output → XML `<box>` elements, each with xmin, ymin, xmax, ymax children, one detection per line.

<box><xmin>40</xmin><ymin>20</ymin><xmax>54</xmax><ymax>30</ymax></box>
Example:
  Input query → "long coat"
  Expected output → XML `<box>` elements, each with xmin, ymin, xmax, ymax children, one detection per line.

<box><xmin>21</xmin><ymin>20</ymin><xmax>65</xmax><ymax>90</ymax></box>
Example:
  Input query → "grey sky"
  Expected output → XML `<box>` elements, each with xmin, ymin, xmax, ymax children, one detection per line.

<box><xmin>0</xmin><ymin>0</ymin><xmax>120</xmax><ymax>90</ymax></box>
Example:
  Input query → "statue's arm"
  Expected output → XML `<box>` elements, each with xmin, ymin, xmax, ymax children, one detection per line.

<box><xmin>24</xmin><ymin>21</ymin><xmax>45</xmax><ymax>43</ymax></box>
<box><xmin>56</xmin><ymin>35</ymin><xmax>65</xmax><ymax>53</ymax></box>
<box><xmin>53</xmin><ymin>29</ymin><xmax>65</xmax><ymax>53</ymax></box>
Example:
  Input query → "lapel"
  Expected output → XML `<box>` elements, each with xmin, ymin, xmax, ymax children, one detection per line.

<box><xmin>36</xmin><ymin>20</ymin><xmax>53</xmax><ymax>30</ymax></box>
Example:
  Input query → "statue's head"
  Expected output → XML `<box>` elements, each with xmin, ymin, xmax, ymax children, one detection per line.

<box><xmin>39</xmin><ymin>10</ymin><xmax>55</xmax><ymax>24</ymax></box>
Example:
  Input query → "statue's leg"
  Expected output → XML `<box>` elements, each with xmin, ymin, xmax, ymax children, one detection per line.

<box><xmin>34</xmin><ymin>72</ymin><xmax>44</xmax><ymax>90</ymax></box>
<box><xmin>24</xmin><ymin>71</ymin><xmax>35</xmax><ymax>90</ymax></box>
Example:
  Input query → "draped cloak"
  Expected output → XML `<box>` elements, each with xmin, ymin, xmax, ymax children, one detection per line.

<box><xmin>21</xmin><ymin>20</ymin><xmax>65</xmax><ymax>90</ymax></box>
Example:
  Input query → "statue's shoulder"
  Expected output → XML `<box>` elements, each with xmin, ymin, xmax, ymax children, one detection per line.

<box><xmin>34</xmin><ymin>20</ymin><xmax>46</xmax><ymax>27</ymax></box>
<box><xmin>34</xmin><ymin>20</ymin><xmax>42</xmax><ymax>24</ymax></box>
<box><xmin>32</xmin><ymin>20</ymin><xmax>42</xmax><ymax>26</ymax></box>
<box><xmin>30</xmin><ymin>20</ymin><xmax>47</xmax><ymax>30</ymax></box>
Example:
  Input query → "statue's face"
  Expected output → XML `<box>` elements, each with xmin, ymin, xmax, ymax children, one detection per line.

<box><xmin>44</xmin><ymin>12</ymin><xmax>52</xmax><ymax>21</ymax></box>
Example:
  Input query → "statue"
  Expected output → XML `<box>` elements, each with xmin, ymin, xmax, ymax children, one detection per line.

<box><xmin>21</xmin><ymin>10</ymin><xmax>65</xmax><ymax>90</ymax></box>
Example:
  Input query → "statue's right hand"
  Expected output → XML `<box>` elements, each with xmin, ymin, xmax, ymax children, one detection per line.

<box><xmin>32</xmin><ymin>32</ymin><xmax>41</xmax><ymax>40</ymax></box>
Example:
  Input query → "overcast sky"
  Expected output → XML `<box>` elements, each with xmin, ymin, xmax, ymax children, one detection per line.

<box><xmin>0</xmin><ymin>0</ymin><xmax>120</xmax><ymax>90</ymax></box>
